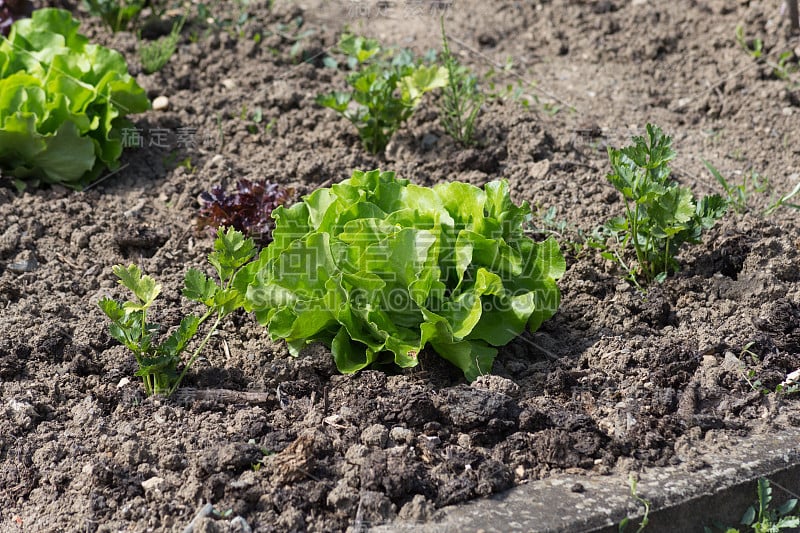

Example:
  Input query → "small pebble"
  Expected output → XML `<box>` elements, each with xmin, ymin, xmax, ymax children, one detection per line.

<box><xmin>141</xmin><ymin>476</ymin><xmax>164</xmax><ymax>491</ymax></box>
<box><xmin>570</xmin><ymin>483</ymin><xmax>585</xmax><ymax>493</ymax></box>
<box><xmin>389</xmin><ymin>426</ymin><xmax>415</xmax><ymax>445</ymax></box>
<box><xmin>421</xmin><ymin>133</ymin><xmax>438</xmax><ymax>150</ymax></box>
<box><xmin>422</xmin><ymin>435</ymin><xmax>441</xmax><ymax>446</ymax></box>
<box><xmin>152</xmin><ymin>95</ymin><xmax>169</xmax><ymax>111</ymax></box>
<box><xmin>7</xmin><ymin>250</ymin><xmax>38</xmax><ymax>273</ymax></box>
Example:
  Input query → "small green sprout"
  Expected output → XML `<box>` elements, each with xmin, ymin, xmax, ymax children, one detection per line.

<box><xmin>139</xmin><ymin>16</ymin><xmax>185</xmax><ymax>74</ymax></box>
<box><xmin>439</xmin><ymin>18</ymin><xmax>483</xmax><ymax>145</ymax></box>
<box><xmin>705</xmin><ymin>478</ymin><xmax>799</xmax><ymax>533</ymax></box>
<box><xmin>704</xmin><ymin>161</ymin><xmax>769</xmax><ymax>215</ymax></box>
<box><xmin>619</xmin><ymin>474</ymin><xmax>651</xmax><ymax>533</ymax></box>
<box><xmin>735</xmin><ymin>25</ymin><xmax>762</xmax><ymax>59</ymax></box>
<box><xmin>99</xmin><ymin>228</ymin><xmax>255</xmax><ymax>396</ymax></box>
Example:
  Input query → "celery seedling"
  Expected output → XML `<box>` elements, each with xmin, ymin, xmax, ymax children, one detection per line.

<box><xmin>600</xmin><ymin>124</ymin><xmax>728</xmax><ymax>285</ymax></box>
<box><xmin>99</xmin><ymin>228</ymin><xmax>255</xmax><ymax>396</ymax></box>
<box><xmin>317</xmin><ymin>34</ymin><xmax>448</xmax><ymax>153</ymax></box>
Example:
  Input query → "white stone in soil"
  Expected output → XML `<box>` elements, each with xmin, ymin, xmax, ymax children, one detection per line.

<box><xmin>152</xmin><ymin>95</ymin><xmax>169</xmax><ymax>111</ymax></box>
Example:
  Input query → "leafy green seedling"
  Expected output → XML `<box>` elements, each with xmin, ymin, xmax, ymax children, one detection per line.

<box><xmin>600</xmin><ymin>124</ymin><xmax>728</xmax><ymax>285</ymax></box>
<box><xmin>139</xmin><ymin>16</ymin><xmax>185</xmax><ymax>74</ymax></box>
<box><xmin>735</xmin><ymin>25</ymin><xmax>762</xmax><ymax>59</ymax></box>
<box><xmin>763</xmin><ymin>181</ymin><xmax>800</xmax><ymax>215</ymax></box>
<box><xmin>99</xmin><ymin>228</ymin><xmax>256</xmax><ymax>396</ymax></box>
<box><xmin>705</xmin><ymin>478</ymin><xmax>799</xmax><ymax>533</ymax></box>
<box><xmin>770</xmin><ymin>50</ymin><xmax>799</xmax><ymax>81</ymax></box>
<box><xmin>704</xmin><ymin>161</ymin><xmax>769</xmax><ymax>214</ymax></box>
<box><xmin>83</xmin><ymin>0</ymin><xmax>146</xmax><ymax>32</ymax></box>
<box><xmin>439</xmin><ymin>18</ymin><xmax>483</xmax><ymax>145</ymax></box>
<box><xmin>0</xmin><ymin>9</ymin><xmax>150</xmax><ymax>189</ymax></box>
<box><xmin>619</xmin><ymin>474</ymin><xmax>651</xmax><ymax>533</ymax></box>
<box><xmin>316</xmin><ymin>34</ymin><xmax>448</xmax><ymax>153</ymax></box>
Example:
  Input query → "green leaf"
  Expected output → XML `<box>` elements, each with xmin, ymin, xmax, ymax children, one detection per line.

<box><xmin>776</xmin><ymin>516</ymin><xmax>800</xmax><ymax>529</ymax></box>
<box><xmin>399</xmin><ymin>64</ymin><xmax>448</xmax><ymax>104</ymax></box>
<box><xmin>776</xmin><ymin>498</ymin><xmax>798</xmax><ymax>517</ymax></box>
<box><xmin>703</xmin><ymin>159</ymin><xmax>730</xmax><ymax>192</ymax></box>
<box><xmin>315</xmin><ymin>91</ymin><xmax>351</xmax><ymax>113</ymax></box>
<box><xmin>98</xmin><ymin>297</ymin><xmax>125</xmax><ymax>321</ymax></box>
<box><xmin>338</xmin><ymin>34</ymin><xmax>381</xmax><ymax>64</ymax></box>
<box><xmin>740</xmin><ymin>505</ymin><xmax>756</xmax><ymax>526</ymax></box>
<box><xmin>431</xmin><ymin>339</ymin><xmax>497</xmax><ymax>382</ymax></box>
<box><xmin>112</xmin><ymin>264</ymin><xmax>160</xmax><ymax>310</ymax></box>
<box><xmin>208</xmin><ymin>227</ymin><xmax>257</xmax><ymax>282</ymax></box>
<box><xmin>757</xmin><ymin>478</ymin><xmax>772</xmax><ymax>515</ymax></box>
<box><xmin>157</xmin><ymin>315</ymin><xmax>200</xmax><ymax>357</ymax></box>
<box><xmin>183</xmin><ymin>268</ymin><xmax>218</xmax><ymax>305</ymax></box>
<box><xmin>213</xmin><ymin>288</ymin><xmax>245</xmax><ymax>316</ymax></box>
<box><xmin>696</xmin><ymin>194</ymin><xmax>729</xmax><ymax>228</ymax></box>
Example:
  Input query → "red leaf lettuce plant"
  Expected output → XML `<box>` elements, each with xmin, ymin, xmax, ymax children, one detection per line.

<box><xmin>197</xmin><ymin>179</ymin><xmax>295</xmax><ymax>246</ymax></box>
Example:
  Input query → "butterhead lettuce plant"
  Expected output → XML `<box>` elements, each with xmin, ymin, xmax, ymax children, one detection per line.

<box><xmin>0</xmin><ymin>8</ymin><xmax>150</xmax><ymax>189</ymax></box>
<box><xmin>237</xmin><ymin>170</ymin><xmax>564</xmax><ymax>381</ymax></box>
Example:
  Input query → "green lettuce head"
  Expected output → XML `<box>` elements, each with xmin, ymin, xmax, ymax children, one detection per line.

<box><xmin>239</xmin><ymin>170</ymin><xmax>565</xmax><ymax>381</ymax></box>
<box><xmin>0</xmin><ymin>8</ymin><xmax>150</xmax><ymax>189</ymax></box>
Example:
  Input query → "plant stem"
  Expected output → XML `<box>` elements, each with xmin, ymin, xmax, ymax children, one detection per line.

<box><xmin>168</xmin><ymin>313</ymin><xmax>223</xmax><ymax>396</ymax></box>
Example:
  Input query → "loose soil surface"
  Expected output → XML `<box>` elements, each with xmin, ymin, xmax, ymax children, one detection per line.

<box><xmin>2</xmin><ymin>1</ymin><xmax>800</xmax><ymax>531</ymax></box>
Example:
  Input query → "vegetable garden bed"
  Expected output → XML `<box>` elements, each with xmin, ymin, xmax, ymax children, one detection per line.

<box><xmin>1</xmin><ymin>1</ymin><xmax>799</xmax><ymax>531</ymax></box>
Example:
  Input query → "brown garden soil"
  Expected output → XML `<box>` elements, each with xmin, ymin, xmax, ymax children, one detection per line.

<box><xmin>2</xmin><ymin>0</ymin><xmax>800</xmax><ymax>531</ymax></box>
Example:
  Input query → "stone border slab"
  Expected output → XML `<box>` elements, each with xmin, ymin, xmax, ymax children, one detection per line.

<box><xmin>374</xmin><ymin>425</ymin><xmax>800</xmax><ymax>532</ymax></box>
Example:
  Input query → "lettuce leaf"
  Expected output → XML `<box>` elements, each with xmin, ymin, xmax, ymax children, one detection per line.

<box><xmin>241</xmin><ymin>169</ymin><xmax>565</xmax><ymax>381</ymax></box>
<box><xmin>0</xmin><ymin>8</ymin><xmax>150</xmax><ymax>189</ymax></box>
